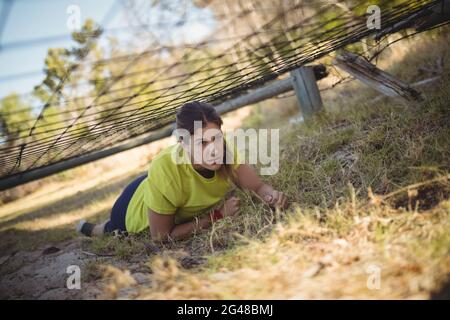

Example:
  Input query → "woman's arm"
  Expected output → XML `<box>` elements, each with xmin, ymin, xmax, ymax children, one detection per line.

<box><xmin>235</xmin><ymin>164</ymin><xmax>288</xmax><ymax>209</ymax></box>
<box><xmin>148</xmin><ymin>196</ymin><xmax>240</xmax><ymax>241</ymax></box>
<box><xmin>148</xmin><ymin>209</ymin><xmax>211</xmax><ymax>241</ymax></box>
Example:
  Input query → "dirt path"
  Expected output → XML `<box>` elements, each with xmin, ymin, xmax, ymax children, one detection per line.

<box><xmin>1</xmin><ymin>238</ymin><xmax>96</xmax><ymax>299</ymax></box>
<box><xmin>0</xmin><ymin>235</ymin><xmax>157</xmax><ymax>299</ymax></box>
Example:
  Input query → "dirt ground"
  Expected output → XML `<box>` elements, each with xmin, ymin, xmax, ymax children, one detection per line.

<box><xmin>0</xmin><ymin>236</ymin><xmax>157</xmax><ymax>299</ymax></box>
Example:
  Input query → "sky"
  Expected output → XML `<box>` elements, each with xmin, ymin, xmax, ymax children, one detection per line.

<box><xmin>0</xmin><ymin>0</ymin><xmax>216</xmax><ymax>100</ymax></box>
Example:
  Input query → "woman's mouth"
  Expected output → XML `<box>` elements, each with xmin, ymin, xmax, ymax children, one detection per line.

<box><xmin>206</xmin><ymin>158</ymin><xmax>221</xmax><ymax>165</ymax></box>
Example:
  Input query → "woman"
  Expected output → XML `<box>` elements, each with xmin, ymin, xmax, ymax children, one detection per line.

<box><xmin>76</xmin><ymin>101</ymin><xmax>288</xmax><ymax>241</ymax></box>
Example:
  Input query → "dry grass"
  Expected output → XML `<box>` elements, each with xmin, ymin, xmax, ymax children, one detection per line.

<box><xmin>90</xmin><ymin>29</ymin><xmax>450</xmax><ymax>299</ymax></box>
<box><xmin>132</xmin><ymin>198</ymin><xmax>450</xmax><ymax>299</ymax></box>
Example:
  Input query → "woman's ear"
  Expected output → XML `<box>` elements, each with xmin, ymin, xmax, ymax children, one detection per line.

<box><xmin>174</xmin><ymin>128</ymin><xmax>191</xmax><ymax>146</ymax></box>
<box><xmin>179</xmin><ymin>137</ymin><xmax>191</xmax><ymax>158</ymax></box>
<box><xmin>179</xmin><ymin>136</ymin><xmax>189</xmax><ymax>149</ymax></box>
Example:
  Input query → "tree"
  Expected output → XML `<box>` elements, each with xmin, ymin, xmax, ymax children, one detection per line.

<box><xmin>0</xmin><ymin>94</ymin><xmax>33</xmax><ymax>143</ymax></box>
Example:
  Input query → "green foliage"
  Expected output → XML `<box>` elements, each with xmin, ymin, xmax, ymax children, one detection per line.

<box><xmin>33</xmin><ymin>19</ymin><xmax>102</xmax><ymax>105</ymax></box>
<box><xmin>0</xmin><ymin>94</ymin><xmax>33</xmax><ymax>141</ymax></box>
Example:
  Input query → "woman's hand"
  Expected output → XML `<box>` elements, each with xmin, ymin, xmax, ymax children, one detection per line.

<box><xmin>234</xmin><ymin>164</ymin><xmax>289</xmax><ymax>210</ymax></box>
<box><xmin>257</xmin><ymin>184</ymin><xmax>289</xmax><ymax>209</ymax></box>
<box><xmin>219</xmin><ymin>196</ymin><xmax>240</xmax><ymax>217</ymax></box>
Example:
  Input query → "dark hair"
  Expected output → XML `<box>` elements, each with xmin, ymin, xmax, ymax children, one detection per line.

<box><xmin>176</xmin><ymin>101</ymin><xmax>239</xmax><ymax>187</ymax></box>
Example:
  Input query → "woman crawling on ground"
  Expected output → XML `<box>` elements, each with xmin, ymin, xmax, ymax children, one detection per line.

<box><xmin>77</xmin><ymin>101</ymin><xmax>288</xmax><ymax>241</ymax></box>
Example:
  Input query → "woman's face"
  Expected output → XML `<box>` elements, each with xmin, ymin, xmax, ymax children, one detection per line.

<box><xmin>186</xmin><ymin>121</ymin><xmax>224</xmax><ymax>171</ymax></box>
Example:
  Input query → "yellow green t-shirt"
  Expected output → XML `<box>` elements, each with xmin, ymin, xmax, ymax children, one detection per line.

<box><xmin>125</xmin><ymin>142</ymin><xmax>241</xmax><ymax>233</ymax></box>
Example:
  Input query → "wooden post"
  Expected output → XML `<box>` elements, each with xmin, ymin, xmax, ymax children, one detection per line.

<box><xmin>334</xmin><ymin>51</ymin><xmax>422</xmax><ymax>101</ymax></box>
<box><xmin>290</xmin><ymin>66</ymin><xmax>324</xmax><ymax>118</ymax></box>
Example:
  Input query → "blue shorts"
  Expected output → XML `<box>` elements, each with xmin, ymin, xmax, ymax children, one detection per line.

<box><xmin>105</xmin><ymin>173</ymin><xmax>148</xmax><ymax>233</ymax></box>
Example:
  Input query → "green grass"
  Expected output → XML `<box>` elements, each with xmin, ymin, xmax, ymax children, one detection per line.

<box><xmin>86</xmin><ymin>78</ymin><xmax>450</xmax><ymax>298</ymax></box>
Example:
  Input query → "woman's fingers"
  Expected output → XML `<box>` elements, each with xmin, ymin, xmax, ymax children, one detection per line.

<box><xmin>222</xmin><ymin>196</ymin><xmax>240</xmax><ymax>217</ymax></box>
<box><xmin>232</xmin><ymin>197</ymin><xmax>240</xmax><ymax>212</ymax></box>
<box><xmin>270</xmin><ymin>190</ymin><xmax>288</xmax><ymax>209</ymax></box>
<box><xmin>277</xmin><ymin>192</ymin><xmax>284</xmax><ymax>206</ymax></box>
<box><xmin>279</xmin><ymin>193</ymin><xmax>288</xmax><ymax>209</ymax></box>
<box><xmin>262</xmin><ymin>191</ymin><xmax>276</xmax><ymax>205</ymax></box>
<box><xmin>267</xmin><ymin>191</ymin><xmax>274</xmax><ymax>204</ymax></box>
<box><xmin>228</xmin><ymin>197</ymin><xmax>239</xmax><ymax>206</ymax></box>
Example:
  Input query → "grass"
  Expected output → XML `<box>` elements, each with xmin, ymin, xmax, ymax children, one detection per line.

<box><xmin>90</xmin><ymin>76</ymin><xmax>450</xmax><ymax>299</ymax></box>
<box><xmin>136</xmin><ymin>198</ymin><xmax>450</xmax><ymax>299</ymax></box>
<box><xmin>89</xmin><ymin>29</ymin><xmax>450</xmax><ymax>299</ymax></box>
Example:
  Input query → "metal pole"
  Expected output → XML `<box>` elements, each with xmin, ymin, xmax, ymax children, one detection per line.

<box><xmin>0</xmin><ymin>126</ymin><xmax>175</xmax><ymax>191</ymax></box>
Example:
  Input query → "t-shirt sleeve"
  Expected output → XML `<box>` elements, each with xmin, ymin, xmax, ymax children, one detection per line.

<box><xmin>142</xmin><ymin>157</ymin><xmax>181</xmax><ymax>215</ymax></box>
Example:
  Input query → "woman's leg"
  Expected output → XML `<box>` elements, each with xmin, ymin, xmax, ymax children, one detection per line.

<box><xmin>77</xmin><ymin>173</ymin><xmax>148</xmax><ymax>236</ymax></box>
